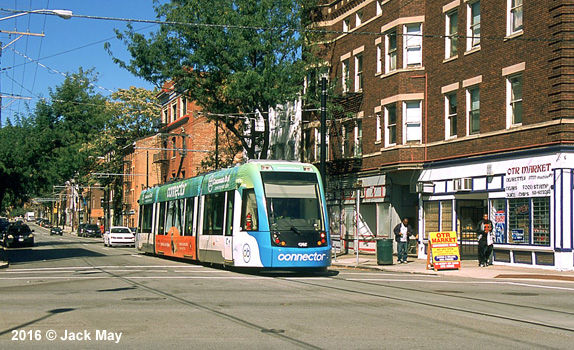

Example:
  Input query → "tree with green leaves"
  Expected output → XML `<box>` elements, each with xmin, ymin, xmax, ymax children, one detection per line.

<box><xmin>109</xmin><ymin>0</ymin><xmax>320</xmax><ymax>160</ymax></box>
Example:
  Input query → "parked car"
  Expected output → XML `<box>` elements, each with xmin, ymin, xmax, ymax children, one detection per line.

<box><xmin>103</xmin><ymin>226</ymin><xmax>135</xmax><ymax>247</ymax></box>
<box><xmin>1</xmin><ymin>223</ymin><xmax>34</xmax><ymax>247</ymax></box>
<box><xmin>40</xmin><ymin>219</ymin><xmax>52</xmax><ymax>228</ymax></box>
<box><xmin>50</xmin><ymin>227</ymin><xmax>63</xmax><ymax>236</ymax></box>
<box><xmin>83</xmin><ymin>224</ymin><xmax>101</xmax><ymax>237</ymax></box>
<box><xmin>77</xmin><ymin>223</ymin><xmax>87</xmax><ymax>236</ymax></box>
<box><xmin>0</xmin><ymin>217</ymin><xmax>9</xmax><ymax>234</ymax></box>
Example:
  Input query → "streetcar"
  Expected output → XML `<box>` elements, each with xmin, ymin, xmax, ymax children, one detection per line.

<box><xmin>136</xmin><ymin>161</ymin><xmax>331</xmax><ymax>271</ymax></box>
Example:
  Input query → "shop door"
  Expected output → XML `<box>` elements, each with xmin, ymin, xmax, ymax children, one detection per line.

<box><xmin>456</xmin><ymin>200</ymin><xmax>485</xmax><ymax>259</ymax></box>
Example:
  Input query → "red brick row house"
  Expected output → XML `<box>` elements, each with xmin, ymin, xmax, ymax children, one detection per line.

<box><xmin>307</xmin><ymin>0</ymin><xmax>574</xmax><ymax>270</ymax></box>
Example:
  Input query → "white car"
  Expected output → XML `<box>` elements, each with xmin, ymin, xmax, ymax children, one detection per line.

<box><xmin>104</xmin><ymin>226</ymin><xmax>135</xmax><ymax>247</ymax></box>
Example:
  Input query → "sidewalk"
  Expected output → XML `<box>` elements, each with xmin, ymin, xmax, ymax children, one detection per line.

<box><xmin>331</xmin><ymin>253</ymin><xmax>574</xmax><ymax>281</ymax></box>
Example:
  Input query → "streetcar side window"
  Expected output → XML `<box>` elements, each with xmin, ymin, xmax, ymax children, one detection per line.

<box><xmin>241</xmin><ymin>189</ymin><xmax>258</xmax><ymax>231</ymax></box>
<box><xmin>165</xmin><ymin>199</ymin><xmax>184</xmax><ymax>235</ymax></box>
<box><xmin>157</xmin><ymin>202</ymin><xmax>166</xmax><ymax>235</ymax></box>
<box><xmin>140</xmin><ymin>204</ymin><xmax>153</xmax><ymax>234</ymax></box>
<box><xmin>184</xmin><ymin>197</ymin><xmax>195</xmax><ymax>236</ymax></box>
<box><xmin>203</xmin><ymin>192</ymin><xmax>225</xmax><ymax>235</ymax></box>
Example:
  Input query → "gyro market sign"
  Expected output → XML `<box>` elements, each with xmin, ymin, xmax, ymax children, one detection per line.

<box><xmin>505</xmin><ymin>161</ymin><xmax>553</xmax><ymax>198</ymax></box>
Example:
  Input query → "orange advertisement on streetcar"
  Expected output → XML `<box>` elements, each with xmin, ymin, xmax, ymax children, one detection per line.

<box><xmin>155</xmin><ymin>227</ymin><xmax>196</xmax><ymax>259</ymax></box>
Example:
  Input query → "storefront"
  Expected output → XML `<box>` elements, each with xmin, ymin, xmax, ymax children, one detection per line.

<box><xmin>417</xmin><ymin>149</ymin><xmax>573</xmax><ymax>271</ymax></box>
<box><xmin>327</xmin><ymin>172</ymin><xmax>418</xmax><ymax>255</ymax></box>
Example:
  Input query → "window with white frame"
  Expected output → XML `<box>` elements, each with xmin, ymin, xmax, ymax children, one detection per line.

<box><xmin>385</xmin><ymin>30</ymin><xmax>397</xmax><ymax>73</ymax></box>
<box><xmin>467</xmin><ymin>86</ymin><xmax>480</xmax><ymax>135</ymax></box>
<box><xmin>343</xmin><ymin>17</ymin><xmax>351</xmax><ymax>32</ymax></box>
<box><xmin>356</xmin><ymin>11</ymin><xmax>363</xmax><ymax>27</ymax></box>
<box><xmin>508</xmin><ymin>0</ymin><xmax>523</xmax><ymax>35</ymax></box>
<box><xmin>172</xmin><ymin>102</ymin><xmax>178</xmax><ymax>122</ymax></box>
<box><xmin>385</xmin><ymin>104</ymin><xmax>397</xmax><ymax>146</ymax></box>
<box><xmin>404</xmin><ymin>100</ymin><xmax>422</xmax><ymax>143</ymax></box>
<box><xmin>467</xmin><ymin>0</ymin><xmax>481</xmax><ymax>50</ymax></box>
<box><xmin>342</xmin><ymin>58</ymin><xmax>350</xmax><ymax>93</ymax></box>
<box><xmin>314</xmin><ymin>128</ymin><xmax>329</xmax><ymax>161</ymax></box>
<box><xmin>376</xmin><ymin>112</ymin><xmax>382</xmax><ymax>142</ymax></box>
<box><xmin>507</xmin><ymin>73</ymin><xmax>523</xmax><ymax>127</ymax></box>
<box><xmin>355</xmin><ymin>54</ymin><xmax>363</xmax><ymax>92</ymax></box>
<box><xmin>354</xmin><ymin>121</ymin><xmax>362</xmax><ymax>157</ymax></box>
<box><xmin>445</xmin><ymin>93</ymin><xmax>457</xmax><ymax>139</ymax></box>
<box><xmin>445</xmin><ymin>10</ymin><xmax>458</xmax><ymax>59</ymax></box>
<box><xmin>162</xmin><ymin>108</ymin><xmax>169</xmax><ymax>124</ymax></box>
<box><xmin>404</xmin><ymin>23</ymin><xmax>422</xmax><ymax>67</ymax></box>
<box><xmin>376</xmin><ymin>0</ymin><xmax>384</xmax><ymax>16</ymax></box>
<box><xmin>376</xmin><ymin>44</ymin><xmax>383</xmax><ymax>74</ymax></box>
<box><xmin>181</xmin><ymin>97</ymin><xmax>188</xmax><ymax>116</ymax></box>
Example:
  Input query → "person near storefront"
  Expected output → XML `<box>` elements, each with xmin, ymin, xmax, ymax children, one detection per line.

<box><xmin>394</xmin><ymin>218</ymin><xmax>413</xmax><ymax>263</ymax></box>
<box><xmin>476</xmin><ymin>214</ymin><xmax>493</xmax><ymax>267</ymax></box>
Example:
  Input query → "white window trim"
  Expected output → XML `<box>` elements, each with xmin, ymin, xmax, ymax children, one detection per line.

<box><xmin>403</xmin><ymin>100</ymin><xmax>422</xmax><ymax>144</ymax></box>
<box><xmin>466</xmin><ymin>0</ymin><xmax>481</xmax><ymax>51</ymax></box>
<box><xmin>445</xmin><ymin>93</ymin><xmax>458</xmax><ymax>139</ymax></box>
<box><xmin>384</xmin><ymin>104</ymin><xmax>397</xmax><ymax>147</ymax></box>
<box><xmin>507</xmin><ymin>0</ymin><xmax>524</xmax><ymax>37</ymax></box>
<box><xmin>376</xmin><ymin>112</ymin><xmax>382</xmax><ymax>143</ymax></box>
<box><xmin>385</xmin><ymin>30</ymin><xmax>397</xmax><ymax>74</ymax></box>
<box><xmin>356</xmin><ymin>11</ymin><xmax>363</xmax><ymax>28</ymax></box>
<box><xmin>445</xmin><ymin>10</ymin><xmax>458</xmax><ymax>60</ymax></box>
<box><xmin>466</xmin><ymin>86</ymin><xmax>480</xmax><ymax>135</ymax></box>
<box><xmin>404</xmin><ymin>23</ymin><xmax>422</xmax><ymax>68</ymax></box>
<box><xmin>506</xmin><ymin>73</ymin><xmax>523</xmax><ymax>128</ymax></box>
<box><xmin>354</xmin><ymin>54</ymin><xmax>363</xmax><ymax>92</ymax></box>
<box><xmin>342</xmin><ymin>59</ymin><xmax>350</xmax><ymax>94</ymax></box>
<box><xmin>376</xmin><ymin>43</ymin><xmax>383</xmax><ymax>74</ymax></box>
<box><xmin>343</xmin><ymin>17</ymin><xmax>350</xmax><ymax>32</ymax></box>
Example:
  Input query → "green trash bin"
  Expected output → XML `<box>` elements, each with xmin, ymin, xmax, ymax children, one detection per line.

<box><xmin>376</xmin><ymin>238</ymin><xmax>394</xmax><ymax>265</ymax></box>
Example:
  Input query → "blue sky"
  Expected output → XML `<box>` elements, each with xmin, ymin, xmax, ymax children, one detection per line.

<box><xmin>0</xmin><ymin>0</ymin><xmax>162</xmax><ymax>126</ymax></box>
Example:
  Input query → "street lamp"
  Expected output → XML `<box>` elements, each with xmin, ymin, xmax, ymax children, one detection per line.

<box><xmin>0</xmin><ymin>8</ymin><xmax>73</xmax><ymax>127</ymax></box>
<box><xmin>0</xmin><ymin>9</ymin><xmax>73</xmax><ymax>22</ymax></box>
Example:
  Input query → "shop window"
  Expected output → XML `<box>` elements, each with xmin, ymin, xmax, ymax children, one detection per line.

<box><xmin>508</xmin><ymin>198</ymin><xmax>530</xmax><ymax>244</ymax></box>
<box><xmin>424</xmin><ymin>201</ymin><xmax>439</xmax><ymax>240</ymax></box>
<box><xmin>490</xmin><ymin>199</ymin><xmax>507</xmax><ymax>243</ymax></box>
<box><xmin>441</xmin><ymin>201</ymin><xmax>453</xmax><ymax>231</ymax></box>
<box><xmin>532</xmin><ymin>197</ymin><xmax>550</xmax><ymax>246</ymax></box>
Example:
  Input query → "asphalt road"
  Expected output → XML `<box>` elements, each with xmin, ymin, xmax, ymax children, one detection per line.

<box><xmin>1</xmin><ymin>224</ymin><xmax>573</xmax><ymax>349</ymax></box>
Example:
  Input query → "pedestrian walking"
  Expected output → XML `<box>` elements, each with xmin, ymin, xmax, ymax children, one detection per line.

<box><xmin>394</xmin><ymin>218</ymin><xmax>412</xmax><ymax>263</ymax></box>
<box><xmin>476</xmin><ymin>214</ymin><xmax>493</xmax><ymax>267</ymax></box>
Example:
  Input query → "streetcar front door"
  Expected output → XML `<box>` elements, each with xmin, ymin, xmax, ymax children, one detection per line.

<box><xmin>223</xmin><ymin>191</ymin><xmax>235</xmax><ymax>264</ymax></box>
<box><xmin>198</xmin><ymin>192</ymin><xmax>226</xmax><ymax>264</ymax></box>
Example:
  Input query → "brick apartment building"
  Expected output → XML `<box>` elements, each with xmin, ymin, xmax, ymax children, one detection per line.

<box><xmin>308</xmin><ymin>0</ymin><xmax>574</xmax><ymax>270</ymax></box>
<box><xmin>122</xmin><ymin>81</ymin><xmax>240</xmax><ymax>228</ymax></box>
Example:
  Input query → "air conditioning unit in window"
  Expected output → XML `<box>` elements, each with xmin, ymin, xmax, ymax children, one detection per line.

<box><xmin>416</xmin><ymin>182</ymin><xmax>435</xmax><ymax>194</ymax></box>
<box><xmin>454</xmin><ymin>178</ymin><xmax>472</xmax><ymax>191</ymax></box>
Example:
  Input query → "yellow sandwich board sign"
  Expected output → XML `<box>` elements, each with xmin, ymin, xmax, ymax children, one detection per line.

<box><xmin>427</xmin><ymin>231</ymin><xmax>461</xmax><ymax>271</ymax></box>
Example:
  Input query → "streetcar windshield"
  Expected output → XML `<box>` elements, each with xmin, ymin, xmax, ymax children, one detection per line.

<box><xmin>261</xmin><ymin>172</ymin><xmax>324</xmax><ymax>231</ymax></box>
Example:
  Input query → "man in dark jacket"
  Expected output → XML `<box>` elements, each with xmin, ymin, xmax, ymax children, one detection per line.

<box><xmin>476</xmin><ymin>214</ymin><xmax>493</xmax><ymax>267</ymax></box>
<box><xmin>394</xmin><ymin>218</ymin><xmax>413</xmax><ymax>263</ymax></box>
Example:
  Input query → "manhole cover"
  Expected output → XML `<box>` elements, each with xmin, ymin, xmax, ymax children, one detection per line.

<box><xmin>122</xmin><ymin>297</ymin><xmax>166</xmax><ymax>302</ymax></box>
